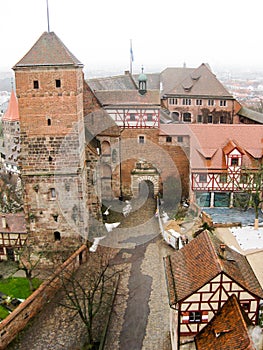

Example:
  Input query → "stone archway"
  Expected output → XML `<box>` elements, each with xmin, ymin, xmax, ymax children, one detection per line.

<box><xmin>131</xmin><ymin>160</ymin><xmax>159</xmax><ymax>198</ymax></box>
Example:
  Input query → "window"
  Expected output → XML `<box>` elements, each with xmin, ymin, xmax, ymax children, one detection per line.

<box><xmin>183</xmin><ymin>112</ymin><xmax>191</xmax><ymax>122</ymax></box>
<box><xmin>147</xmin><ymin>114</ymin><xmax>153</xmax><ymax>121</ymax></box>
<box><xmin>208</xmin><ymin>99</ymin><xmax>214</xmax><ymax>106</ymax></box>
<box><xmin>231</xmin><ymin>157</ymin><xmax>239</xmax><ymax>166</ymax></box>
<box><xmin>138</xmin><ymin>135</ymin><xmax>145</xmax><ymax>144</ymax></box>
<box><xmin>130</xmin><ymin>114</ymin><xmax>136</xmax><ymax>121</ymax></box>
<box><xmin>196</xmin><ymin>99</ymin><xmax>202</xmax><ymax>106</ymax></box>
<box><xmin>166</xmin><ymin>136</ymin><xmax>172</xmax><ymax>143</ymax></box>
<box><xmin>33</xmin><ymin>80</ymin><xmax>39</xmax><ymax>89</ymax></box>
<box><xmin>169</xmin><ymin>98</ymin><xmax>178</xmax><ymax>105</ymax></box>
<box><xmin>220</xmin><ymin>100</ymin><xmax>227</xmax><ymax>107</ymax></box>
<box><xmin>199</xmin><ymin>173</ymin><xmax>207</xmax><ymax>182</ymax></box>
<box><xmin>55</xmin><ymin>79</ymin><xmax>61</xmax><ymax>88</ymax></box>
<box><xmin>220</xmin><ymin>115</ymin><xmax>226</xmax><ymax>124</ymax></box>
<box><xmin>47</xmin><ymin>118</ymin><xmax>51</xmax><ymax>126</ymax></box>
<box><xmin>171</xmin><ymin>112</ymin><xmax>179</xmax><ymax>122</ymax></box>
<box><xmin>208</xmin><ymin>115</ymin><xmax>213</xmax><ymax>123</ymax></box>
<box><xmin>48</xmin><ymin>156</ymin><xmax>53</xmax><ymax>162</ymax></box>
<box><xmin>54</xmin><ymin>231</ymin><xmax>61</xmax><ymax>241</ymax></box>
<box><xmin>182</xmin><ymin>98</ymin><xmax>191</xmax><ymax>105</ymax></box>
<box><xmin>177</xmin><ymin>136</ymin><xmax>183</xmax><ymax>143</ymax></box>
<box><xmin>197</xmin><ymin>115</ymin><xmax>203</xmax><ymax>123</ymax></box>
<box><xmin>189</xmin><ymin>311</ymin><xmax>202</xmax><ymax>322</ymax></box>
<box><xmin>50</xmin><ymin>188</ymin><xmax>56</xmax><ymax>199</ymax></box>
<box><xmin>220</xmin><ymin>174</ymin><xmax>227</xmax><ymax>183</ymax></box>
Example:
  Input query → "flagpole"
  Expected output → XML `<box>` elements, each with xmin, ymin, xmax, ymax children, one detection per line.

<box><xmin>130</xmin><ymin>39</ymin><xmax>134</xmax><ymax>74</ymax></box>
<box><xmin>46</xmin><ymin>0</ymin><xmax>50</xmax><ymax>32</ymax></box>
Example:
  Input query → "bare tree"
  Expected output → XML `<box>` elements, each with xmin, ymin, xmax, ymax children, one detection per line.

<box><xmin>58</xmin><ymin>247</ymin><xmax>121</xmax><ymax>349</ymax></box>
<box><xmin>16</xmin><ymin>242</ymin><xmax>42</xmax><ymax>292</ymax></box>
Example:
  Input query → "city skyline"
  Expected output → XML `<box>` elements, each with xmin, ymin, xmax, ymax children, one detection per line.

<box><xmin>1</xmin><ymin>0</ymin><xmax>263</xmax><ymax>76</ymax></box>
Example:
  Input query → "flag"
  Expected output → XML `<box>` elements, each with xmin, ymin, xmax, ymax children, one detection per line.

<box><xmin>130</xmin><ymin>40</ymin><xmax>134</xmax><ymax>62</ymax></box>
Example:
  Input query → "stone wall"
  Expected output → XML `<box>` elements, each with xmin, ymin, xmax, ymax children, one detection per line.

<box><xmin>0</xmin><ymin>245</ymin><xmax>89</xmax><ymax>350</ymax></box>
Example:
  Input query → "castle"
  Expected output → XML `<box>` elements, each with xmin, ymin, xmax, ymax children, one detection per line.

<box><xmin>3</xmin><ymin>31</ymin><xmax>262</xmax><ymax>259</ymax></box>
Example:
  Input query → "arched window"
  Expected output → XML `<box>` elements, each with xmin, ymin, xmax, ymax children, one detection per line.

<box><xmin>171</xmin><ymin>112</ymin><xmax>180</xmax><ymax>122</ymax></box>
<box><xmin>54</xmin><ymin>231</ymin><xmax>61</xmax><ymax>241</ymax></box>
<box><xmin>101</xmin><ymin>141</ymin><xmax>111</xmax><ymax>156</ymax></box>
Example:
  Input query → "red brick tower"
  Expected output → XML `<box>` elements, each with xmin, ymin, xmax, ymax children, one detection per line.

<box><xmin>13</xmin><ymin>32</ymin><xmax>88</xmax><ymax>259</ymax></box>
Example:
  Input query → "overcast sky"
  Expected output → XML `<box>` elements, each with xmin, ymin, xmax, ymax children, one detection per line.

<box><xmin>1</xmin><ymin>0</ymin><xmax>263</xmax><ymax>76</ymax></box>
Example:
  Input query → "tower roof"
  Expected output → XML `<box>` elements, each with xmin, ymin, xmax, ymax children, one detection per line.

<box><xmin>13</xmin><ymin>32</ymin><xmax>83</xmax><ymax>69</ymax></box>
<box><xmin>2</xmin><ymin>90</ymin><xmax>19</xmax><ymax>122</ymax></box>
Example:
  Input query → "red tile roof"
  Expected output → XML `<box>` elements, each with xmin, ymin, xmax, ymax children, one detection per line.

<box><xmin>195</xmin><ymin>294</ymin><xmax>256</xmax><ymax>350</ymax></box>
<box><xmin>0</xmin><ymin>212</ymin><xmax>26</xmax><ymax>233</ymax></box>
<box><xmin>164</xmin><ymin>231</ymin><xmax>263</xmax><ymax>306</ymax></box>
<box><xmin>160</xmin><ymin>124</ymin><xmax>263</xmax><ymax>169</ymax></box>
<box><xmin>13</xmin><ymin>32</ymin><xmax>83</xmax><ymax>68</ymax></box>
<box><xmin>2</xmin><ymin>90</ymin><xmax>19</xmax><ymax>122</ymax></box>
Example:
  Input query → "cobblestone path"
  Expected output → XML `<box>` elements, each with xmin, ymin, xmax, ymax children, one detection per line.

<box><xmin>6</xmin><ymin>197</ymin><xmax>173</xmax><ymax>350</ymax></box>
<box><xmin>104</xmin><ymin>197</ymin><xmax>173</xmax><ymax>350</ymax></box>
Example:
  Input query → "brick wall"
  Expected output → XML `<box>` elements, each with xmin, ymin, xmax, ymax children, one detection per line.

<box><xmin>0</xmin><ymin>245</ymin><xmax>89</xmax><ymax>350</ymax></box>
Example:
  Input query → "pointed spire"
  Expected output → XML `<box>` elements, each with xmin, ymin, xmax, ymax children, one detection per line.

<box><xmin>2</xmin><ymin>90</ymin><xmax>20</xmax><ymax>122</ymax></box>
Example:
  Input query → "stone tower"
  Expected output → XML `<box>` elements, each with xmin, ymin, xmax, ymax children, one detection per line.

<box><xmin>13</xmin><ymin>32</ymin><xmax>88</xmax><ymax>258</ymax></box>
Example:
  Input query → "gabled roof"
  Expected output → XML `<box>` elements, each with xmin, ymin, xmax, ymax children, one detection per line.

<box><xmin>161</xmin><ymin>63</ymin><xmax>233</xmax><ymax>98</ymax></box>
<box><xmin>223</xmin><ymin>140</ymin><xmax>245</xmax><ymax>155</ymax></box>
<box><xmin>164</xmin><ymin>231</ymin><xmax>263</xmax><ymax>306</ymax></box>
<box><xmin>195</xmin><ymin>294</ymin><xmax>256</xmax><ymax>350</ymax></box>
<box><xmin>2</xmin><ymin>90</ymin><xmax>19</xmax><ymax>122</ymax></box>
<box><xmin>93</xmin><ymin>90</ymin><xmax>160</xmax><ymax>107</ymax></box>
<box><xmin>13</xmin><ymin>32</ymin><xmax>83</xmax><ymax>69</ymax></box>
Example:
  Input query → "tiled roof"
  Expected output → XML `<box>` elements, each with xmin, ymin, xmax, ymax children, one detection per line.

<box><xmin>93</xmin><ymin>90</ymin><xmax>160</xmax><ymax>107</ymax></box>
<box><xmin>84</xmin><ymin>109</ymin><xmax>120</xmax><ymax>138</ymax></box>
<box><xmin>0</xmin><ymin>212</ymin><xmax>26</xmax><ymax>233</ymax></box>
<box><xmin>160</xmin><ymin>124</ymin><xmax>263</xmax><ymax>169</ymax></box>
<box><xmin>164</xmin><ymin>231</ymin><xmax>263</xmax><ymax>306</ymax></box>
<box><xmin>195</xmin><ymin>294</ymin><xmax>256</xmax><ymax>350</ymax></box>
<box><xmin>13</xmin><ymin>32</ymin><xmax>83</xmax><ymax>68</ymax></box>
<box><xmin>238</xmin><ymin>106</ymin><xmax>263</xmax><ymax>124</ymax></box>
<box><xmin>2</xmin><ymin>90</ymin><xmax>19</xmax><ymax>122</ymax></box>
<box><xmin>88</xmin><ymin>74</ymin><xmax>137</xmax><ymax>91</ymax></box>
<box><xmin>161</xmin><ymin>63</ymin><xmax>233</xmax><ymax>98</ymax></box>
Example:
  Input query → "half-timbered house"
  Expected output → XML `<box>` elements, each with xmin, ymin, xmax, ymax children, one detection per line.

<box><xmin>164</xmin><ymin>230</ymin><xmax>263</xmax><ymax>350</ymax></box>
<box><xmin>0</xmin><ymin>213</ymin><xmax>27</xmax><ymax>261</ymax></box>
<box><xmin>160</xmin><ymin>124</ymin><xmax>263</xmax><ymax>208</ymax></box>
<box><xmin>195</xmin><ymin>294</ymin><xmax>260</xmax><ymax>350</ymax></box>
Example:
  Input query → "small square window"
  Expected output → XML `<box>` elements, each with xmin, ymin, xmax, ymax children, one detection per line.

<box><xmin>189</xmin><ymin>311</ymin><xmax>202</xmax><ymax>323</ymax></box>
<box><xmin>231</xmin><ymin>158</ymin><xmax>239</xmax><ymax>166</ymax></box>
<box><xmin>197</xmin><ymin>115</ymin><xmax>203</xmax><ymax>123</ymax></box>
<box><xmin>130</xmin><ymin>114</ymin><xmax>136</xmax><ymax>121</ymax></box>
<box><xmin>177</xmin><ymin>136</ymin><xmax>183</xmax><ymax>143</ymax></box>
<box><xmin>147</xmin><ymin>114</ymin><xmax>153</xmax><ymax>121</ymax></box>
<box><xmin>138</xmin><ymin>136</ymin><xmax>145</xmax><ymax>144</ymax></box>
<box><xmin>220</xmin><ymin>174</ymin><xmax>227</xmax><ymax>183</ymax></box>
<box><xmin>166</xmin><ymin>136</ymin><xmax>172</xmax><ymax>143</ymax></box>
<box><xmin>55</xmin><ymin>79</ymin><xmax>61</xmax><ymax>88</ymax></box>
<box><xmin>33</xmin><ymin>80</ymin><xmax>39</xmax><ymax>89</ymax></box>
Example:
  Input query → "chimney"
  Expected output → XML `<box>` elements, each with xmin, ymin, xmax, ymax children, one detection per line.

<box><xmin>2</xmin><ymin>215</ymin><xmax>7</xmax><ymax>229</ymax></box>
